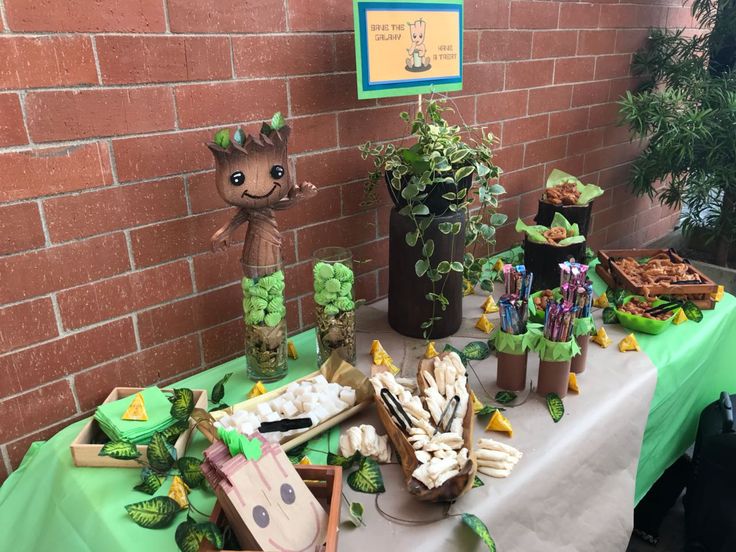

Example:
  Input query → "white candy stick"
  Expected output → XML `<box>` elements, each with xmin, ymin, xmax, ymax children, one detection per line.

<box><xmin>476</xmin><ymin>449</ymin><xmax>508</xmax><ymax>462</ymax></box>
<box><xmin>477</xmin><ymin>438</ymin><xmax>523</xmax><ymax>458</ymax></box>
<box><xmin>477</xmin><ymin>459</ymin><xmax>515</xmax><ymax>470</ymax></box>
<box><xmin>434</xmin><ymin>468</ymin><xmax>459</xmax><ymax>487</ymax></box>
<box><xmin>477</xmin><ymin>466</ymin><xmax>511</xmax><ymax>478</ymax></box>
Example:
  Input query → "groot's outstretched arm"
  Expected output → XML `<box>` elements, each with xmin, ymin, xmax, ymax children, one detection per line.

<box><xmin>211</xmin><ymin>208</ymin><xmax>249</xmax><ymax>251</ymax></box>
<box><xmin>272</xmin><ymin>182</ymin><xmax>318</xmax><ymax>211</ymax></box>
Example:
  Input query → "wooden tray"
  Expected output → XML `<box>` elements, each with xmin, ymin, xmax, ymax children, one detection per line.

<box><xmin>70</xmin><ymin>387</ymin><xmax>208</xmax><ymax>468</ymax></box>
<box><xmin>375</xmin><ymin>352</ymin><xmax>477</xmax><ymax>503</ymax></box>
<box><xmin>200</xmin><ymin>465</ymin><xmax>342</xmax><ymax>552</ymax></box>
<box><xmin>597</xmin><ymin>248</ymin><xmax>717</xmax><ymax>309</ymax></box>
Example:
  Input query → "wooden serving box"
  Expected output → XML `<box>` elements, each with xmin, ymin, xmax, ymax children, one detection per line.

<box><xmin>70</xmin><ymin>387</ymin><xmax>208</xmax><ymax>468</ymax></box>
<box><xmin>200</xmin><ymin>465</ymin><xmax>342</xmax><ymax>552</ymax></box>
<box><xmin>596</xmin><ymin>248</ymin><xmax>717</xmax><ymax>309</ymax></box>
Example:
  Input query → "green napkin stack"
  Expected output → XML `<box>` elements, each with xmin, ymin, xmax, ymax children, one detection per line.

<box><xmin>94</xmin><ymin>387</ymin><xmax>174</xmax><ymax>445</ymax></box>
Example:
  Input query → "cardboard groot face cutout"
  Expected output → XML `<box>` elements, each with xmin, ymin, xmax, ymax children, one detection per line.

<box><xmin>207</xmin><ymin>124</ymin><xmax>317</xmax><ymax>278</ymax></box>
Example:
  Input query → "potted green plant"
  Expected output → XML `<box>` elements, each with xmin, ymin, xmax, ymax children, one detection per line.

<box><xmin>360</xmin><ymin>99</ymin><xmax>505</xmax><ymax>339</ymax></box>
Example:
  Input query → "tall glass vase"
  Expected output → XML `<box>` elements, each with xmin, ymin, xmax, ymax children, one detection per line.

<box><xmin>313</xmin><ymin>247</ymin><xmax>356</xmax><ymax>366</ymax></box>
<box><xmin>242</xmin><ymin>263</ymin><xmax>288</xmax><ymax>382</ymax></box>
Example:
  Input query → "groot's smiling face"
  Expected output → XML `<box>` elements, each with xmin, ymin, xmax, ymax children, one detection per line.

<box><xmin>208</xmin><ymin>128</ymin><xmax>292</xmax><ymax>209</ymax></box>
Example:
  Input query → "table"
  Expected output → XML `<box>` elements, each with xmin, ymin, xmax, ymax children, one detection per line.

<box><xmin>1</xmin><ymin>278</ymin><xmax>735</xmax><ymax>551</ymax></box>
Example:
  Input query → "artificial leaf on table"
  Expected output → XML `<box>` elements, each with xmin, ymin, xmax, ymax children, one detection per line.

<box><xmin>170</xmin><ymin>388</ymin><xmax>195</xmax><ymax>421</ymax></box>
<box><xmin>461</xmin><ymin>513</ymin><xmax>496</xmax><ymax>552</ymax></box>
<box><xmin>208</xmin><ymin>403</ymin><xmax>228</xmax><ymax>412</ymax></box>
<box><xmin>607</xmin><ymin>288</ymin><xmax>627</xmax><ymax>307</ymax></box>
<box><xmin>546</xmin><ymin>393</ymin><xmax>565</xmax><ymax>423</ymax></box>
<box><xmin>125</xmin><ymin>496</ymin><xmax>181</xmax><ymax>529</ymax></box>
<box><xmin>328</xmin><ymin>452</ymin><xmax>361</xmax><ymax>469</ymax></box>
<box><xmin>211</xmin><ymin>372</ymin><xmax>233</xmax><ymax>405</ymax></box>
<box><xmin>463</xmin><ymin>341</ymin><xmax>491</xmax><ymax>361</ymax></box>
<box><xmin>177</xmin><ymin>457</ymin><xmax>204</xmax><ymax>489</ymax></box>
<box><xmin>168</xmin><ymin>475</ymin><xmax>190</xmax><ymax>509</ymax></box>
<box><xmin>476</xmin><ymin>405</ymin><xmax>498</xmax><ymax>417</ymax></box>
<box><xmin>134</xmin><ymin>467</ymin><xmax>166</xmax><ymax>495</ymax></box>
<box><xmin>175</xmin><ymin>520</ymin><xmax>223</xmax><ymax>552</ymax></box>
<box><xmin>681</xmin><ymin>301</ymin><xmax>703</xmax><ymax>323</ymax></box>
<box><xmin>473</xmin><ymin>476</ymin><xmax>485</xmax><ymax>488</ymax></box>
<box><xmin>99</xmin><ymin>440</ymin><xmax>140</xmax><ymax>460</ymax></box>
<box><xmin>347</xmin><ymin>501</ymin><xmax>365</xmax><ymax>527</ymax></box>
<box><xmin>602</xmin><ymin>307</ymin><xmax>618</xmax><ymax>325</ymax></box>
<box><xmin>147</xmin><ymin>432</ymin><xmax>176</xmax><ymax>473</ymax></box>
<box><xmin>494</xmin><ymin>391</ymin><xmax>517</xmax><ymax>405</ymax></box>
<box><xmin>160</xmin><ymin>420</ymin><xmax>190</xmax><ymax>444</ymax></box>
<box><xmin>347</xmin><ymin>457</ymin><xmax>385</xmax><ymax>494</ymax></box>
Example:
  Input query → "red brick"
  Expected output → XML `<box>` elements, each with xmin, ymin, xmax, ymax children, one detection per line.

<box><xmin>510</xmin><ymin>1</ymin><xmax>559</xmax><ymax>29</ymax></box>
<box><xmin>0</xmin><ymin>318</ymin><xmax>136</xmax><ymax>397</ymax></box>
<box><xmin>113</xmin><ymin>128</ymin><xmax>213</xmax><ymax>182</ymax></box>
<box><xmin>572</xmin><ymin>81</ymin><xmax>611</xmax><ymax>107</ymax></box>
<box><xmin>74</xmin><ymin>335</ymin><xmax>201</xmax><ymax>412</ymax></box>
<box><xmin>351</xmin><ymin>239</ymin><xmax>390</xmax><ymax>277</ymax></box>
<box><xmin>532</xmin><ymin>31</ymin><xmax>577</xmax><ymax>58</ymax></box>
<box><xmin>599</xmin><ymin>5</ymin><xmax>639</xmax><ymax>29</ymax></box>
<box><xmin>589</xmin><ymin>102</ymin><xmax>622</xmax><ymax>128</ymax></box>
<box><xmin>502</xmin><ymin>165</ymin><xmax>545</xmax><ymax>196</ymax></box>
<box><xmin>289</xmin><ymin>113</ymin><xmax>339</xmax><ymax>154</ymax></box>
<box><xmin>378</xmin><ymin>267</ymin><xmax>389</xmax><ymax>297</ymax></box>
<box><xmin>547</xmin><ymin>155</ymin><xmax>585</xmax><ymax>180</ymax></box>
<box><xmin>97</xmin><ymin>36</ymin><xmax>232</xmax><ymax>85</ymax></box>
<box><xmin>0</xmin><ymin>380</ymin><xmax>77</xmax><ymax>443</ymax></box>
<box><xmin>609</xmin><ymin>77</ymin><xmax>640</xmax><ymax>102</ymax></box>
<box><xmin>188</xmin><ymin>172</ymin><xmax>225</xmax><ymax>214</ymax></box>
<box><xmin>578</xmin><ymin>30</ymin><xmax>617</xmax><ymax>56</ymax></box>
<box><xmin>549</xmin><ymin>107</ymin><xmax>590</xmax><ymax>136</ymax></box>
<box><xmin>130</xmin><ymin>210</ymin><xmax>238</xmax><ymax>268</ymax></box>
<box><xmin>284</xmin><ymin>261</ymin><xmax>313</xmax><ymax>299</ymax></box>
<box><xmin>233</xmin><ymin>35</ymin><xmax>334</xmax><ymax>78</ymax></box>
<box><xmin>0</xmin><ymin>94</ymin><xmax>27</xmax><ymax>146</ymax></box>
<box><xmin>668</xmin><ymin>7</ymin><xmax>697</xmax><ymax>29</ymax></box>
<box><xmin>335</xmin><ymin>34</ymin><xmax>357</xmax><ymax>72</ymax></box>
<box><xmin>0</xmin><ymin>233</ymin><xmax>130</xmax><ymax>304</ymax></box>
<box><xmin>559</xmin><ymin>3</ymin><xmax>599</xmax><ymax>30</ymax></box>
<box><xmin>294</xmin><ymin>148</ymin><xmax>371</xmax><ymax>189</ymax></box>
<box><xmin>44</xmin><ymin>178</ymin><xmax>188</xmax><ymax>243</ymax></box>
<box><xmin>0</xmin><ymin>203</ymin><xmax>45</xmax><ymax>256</ymax></box>
<box><xmin>502</xmin><ymin>115</ymin><xmax>548</xmax><ymax>146</ymax></box>
<box><xmin>0</xmin><ymin>142</ymin><xmax>113</xmax><ymax>202</ymax></box>
<box><xmin>567</xmin><ymin>129</ymin><xmax>605</xmax><ymax>156</ymax></box>
<box><xmin>615</xmin><ymin>29</ymin><xmax>650</xmax><ymax>54</ymax></box>
<box><xmin>636</xmin><ymin>6</ymin><xmax>668</xmax><ymax>29</ymax></box>
<box><xmin>174</xmin><ymin>80</ymin><xmax>288</xmax><ymax>129</ymax></box>
<box><xmin>462</xmin><ymin>63</ymin><xmax>505</xmax><ymax>96</ymax></box>
<box><xmin>297</xmin><ymin>211</ymin><xmax>376</xmax><ymax>261</ymax></box>
<box><xmin>298</xmin><ymin>294</ymin><xmax>317</xmax><ymax>329</ymax></box>
<box><xmin>338</xmin><ymin>105</ymin><xmax>409</xmax><ymax>147</ymax></box>
<box><xmin>290</xmin><ymin>73</ymin><xmax>364</xmax><ymax>116</ymax></box>
<box><xmin>4</xmin><ymin>0</ymin><xmax>165</xmax><ymax>32</ymax></box>
<box><xmin>466</xmin><ymin>0</ymin><xmax>510</xmax><ymax>30</ymax></box>
<box><xmin>26</xmin><ymin>87</ymin><xmax>176</xmax><ymax>143</ymax></box>
<box><xmin>192</xmin><ymin>246</ymin><xmax>242</xmax><ymax>292</ymax></box>
<box><xmin>137</xmin><ymin>283</ymin><xmax>242</xmax><ymax>347</ymax></box>
<box><xmin>528</xmin><ymin>85</ymin><xmax>572</xmax><ymax>115</ymax></box>
<box><xmin>341</xmin><ymin>179</ymin><xmax>392</xmax><ymax>217</ymax></box>
<box><xmin>0</xmin><ymin>459</ymin><xmax>7</xmax><ymax>484</ymax></box>
<box><xmin>584</xmin><ymin>141</ymin><xmax>642</xmax><ymax>173</ymax></box>
<box><xmin>476</xmin><ymin>88</ymin><xmax>530</xmax><ymax>126</ymax></box>
<box><xmin>464</xmin><ymin>31</ymin><xmax>480</xmax><ymax>63</ymax></box>
<box><xmin>524</xmin><ymin>136</ymin><xmax>567</xmax><ymax>166</ymax></box>
<box><xmin>554</xmin><ymin>57</ymin><xmax>596</xmax><ymax>84</ymax></box>
<box><xmin>479</xmin><ymin>31</ymin><xmax>532</xmax><ymax>61</ymax></box>
<box><xmin>0</xmin><ymin>35</ymin><xmax>97</xmax><ymax>88</ymax></box>
<box><xmin>506</xmin><ymin>60</ymin><xmax>554</xmax><ymax>89</ymax></box>
<box><xmin>494</xmin><ymin>144</ymin><xmax>525</xmax><ymax>173</ymax></box>
<box><xmin>0</xmin><ymin>298</ymin><xmax>58</xmax><ymax>354</ymax></box>
<box><xmin>603</xmin><ymin>125</ymin><xmax>632</xmax><ymax>147</ymax></box>
<box><xmin>288</xmin><ymin>0</ymin><xmax>352</xmax><ymax>31</ymax></box>
<box><xmin>276</xmin><ymin>186</ymin><xmax>340</xmax><ymax>231</ymax></box>
<box><xmin>201</xmin><ymin>318</ymin><xmax>245</xmax><ymax>364</ymax></box>
<box><xmin>57</xmin><ymin>261</ymin><xmax>193</xmax><ymax>330</ymax></box>
<box><xmin>167</xmin><ymin>0</ymin><xmax>284</xmax><ymax>32</ymax></box>
<box><xmin>355</xmin><ymin>271</ymin><xmax>378</xmax><ymax>304</ymax></box>
<box><xmin>595</xmin><ymin>54</ymin><xmax>632</xmax><ymax>80</ymax></box>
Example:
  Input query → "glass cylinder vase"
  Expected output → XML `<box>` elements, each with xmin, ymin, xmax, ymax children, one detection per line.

<box><xmin>313</xmin><ymin>247</ymin><xmax>357</xmax><ymax>367</ymax></box>
<box><xmin>242</xmin><ymin>263</ymin><xmax>288</xmax><ymax>382</ymax></box>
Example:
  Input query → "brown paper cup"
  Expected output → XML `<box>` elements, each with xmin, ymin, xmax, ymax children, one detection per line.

<box><xmin>570</xmin><ymin>334</ymin><xmax>589</xmax><ymax>374</ymax></box>
<box><xmin>537</xmin><ymin>359</ymin><xmax>571</xmax><ymax>397</ymax></box>
<box><xmin>496</xmin><ymin>351</ymin><xmax>528</xmax><ymax>391</ymax></box>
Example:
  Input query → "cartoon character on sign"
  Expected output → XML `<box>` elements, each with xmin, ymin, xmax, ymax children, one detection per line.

<box><xmin>405</xmin><ymin>19</ymin><xmax>431</xmax><ymax>72</ymax></box>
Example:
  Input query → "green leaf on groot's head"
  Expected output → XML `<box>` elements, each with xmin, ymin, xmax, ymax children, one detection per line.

<box><xmin>213</xmin><ymin>129</ymin><xmax>230</xmax><ymax>149</ymax></box>
<box><xmin>347</xmin><ymin>457</ymin><xmax>385</xmax><ymax>494</ymax></box>
<box><xmin>175</xmin><ymin>520</ymin><xmax>224</xmax><ymax>552</ymax></box>
<box><xmin>461</xmin><ymin>513</ymin><xmax>496</xmax><ymax>552</ymax></box>
<box><xmin>170</xmin><ymin>388</ymin><xmax>195</xmax><ymax>421</ymax></box>
<box><xmin>270</xmin><ymin>112</ymin><xmax>286</xmax><ymax>131</ymax></box>
<box><xmin>176</xmin><ymin>457</ymin><xmax>204</xmax><ymax>489</ymax></box>
<box><xmin>125</xmin><ymin>496</ymin><xmax>181</xmax><ymax>529</ymax></box>
<box><xmin>99</xmin><ymin>440</ymin><xmax>140</xmax><ymax>460</ymax></box>
<box><xmin>147</xmin><ymin>432</ymin><xmax>176</xmax><ymax>473</ymax></box>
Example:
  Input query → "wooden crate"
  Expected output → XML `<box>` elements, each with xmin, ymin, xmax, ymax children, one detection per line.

<box><xmin>200</xmin><ymin>465</ymin><xmax>342</xmax><ymax>552</ymax></box>
<box><xmin>70</xmin><ymin>387</ymin><xmax>208</xmax><ymax>468</ymax></box>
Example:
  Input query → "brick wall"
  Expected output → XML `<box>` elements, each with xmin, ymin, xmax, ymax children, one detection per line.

<box><xmin>0</xmin><ymin>0</ymin><xmax>697</xmax><ymax>482</ymax></box>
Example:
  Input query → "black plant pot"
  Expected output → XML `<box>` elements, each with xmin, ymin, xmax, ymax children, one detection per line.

<box><xmin>534</xmin><ymin>200</ymin><xmax>594</xmax><ymax>237</ymax></box>
<box><xmin>386</xmin><ymin>171</ymin><xmax>473</xmax><ymax>215</ymax></box>
<box><xmin>524</xmin><ymin>237</ymin><xmax>587</xmax><ymax>292</ymax></box>
<box><xmin>388</xmin><ymin>208</ymin><xmax>466</xmax><ymax>339</ymax></box>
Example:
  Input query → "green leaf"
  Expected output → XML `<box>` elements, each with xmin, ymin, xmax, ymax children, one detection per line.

<box><xmin>125</xmin><ymin>496</ymin><xmax>181</xmax><ymax>529</ymax></box>
<box><xmin>270</xmin><ymin>111</ymin><xmax>286</xmax><ymax>131</ymax></box>
<box><xmin>437</xmin><ymin>260</ymin><xmax>451</xmax><ymax>274</ymax></box>
<box><xmin>213</xmin><ymin>129</ymin><xmax>230</xmax><ymax>149</ymax></box>
<box><xmin>463</xmin><ymin>341</ymin><xmax>491</xmax><ymax>361</ymax></box>
<box><xmin>412</xmin><ymin>204</ymin><xmax>430</xmax><ymax>216</ymax></box>
<box><xmin>494</xmin><ymin>391</ymin><xmax>517</xmax><ymax>405</ymax></box>
<box><xmin>682</xmin><ymin>300</ymin><xmax>703</xmax><ymax>322</ymax></box>
<box><xmin>147</xmin><ymin>432</ymin><xmax>176</xmax><ymax>473</ymax></box>
<box><xmin>405</xmin><ymin>230</ymin><xmax>419</xmax><ymax>247</ymax></box>
<box><xmin>450</xmin><ymin>261</ymin><xmax>464</xmax><ymax>272</ymax></box>
<box><xmin>438</xmin><ymin>222</ymin><xmax>453</xmax><ymax>234</ymax></box>
<box><xmin>607</xmin><ymin>288</ymin><xmax>627</xmax><ymax>307</ymax></box>
<box><xmin>170</xmin><ymin>388</ymin><xmax>195</xmax><ymax>421</ymax></box>
<box><xmin>454</xmin><ymin>166</ymin><xmax>475</xmax><ymax>182</ymax></box>
<box><xmin>415</xmin><ymin>259</ymin><xmax>429</xmax><ymax>277</ymax></box>
<box><xmin>347</xmin><ymin>502</ymin><xmax>365</xmax><ymax>527</ymax></box>
<box><xmin>327</xmin><ymin>452</ymin><xmax>361</xmax><ymax>468</ymax></box>
<box><xmin>177</xmin><ymin>457</ymin><xmax>204</xmax><ymax>489</ymax></box>
<box><xmin>476</xmin><ymin>405</ymin><xmax>497</xmax><ymax>417</ymax></box>
<box><xmin>99</xmin><ymin>440</ymin><xmax>140</xmax><ymax>460</ymax></box>
<box><xmin>488</xmin><ymin>184</ymin><xmax>506</xmax><ymax>195</ymax></box>
<box><xmin>160</xmin><ymin>420</ymin><xmax>190</xmax><ymax>444</ymax></box>
<box><xmin>134</xmin><ymin>467</ymin><xmax>165</xmax><ymax>495</ymax></box>
<box><xmin>602</xmin><ymin>306</ymin><xmax>618</xmax><ymax>325</ymax></box>
<box><xmin>546</xmin><ymin>393</ymin><xmax>565</xmax><ymax>423</ymax></box>
<box><xmin>175</xmin><ymin>520</ymin><xmax>224</xmax><ymax>552</ymax></box>
<box><xmin>232</xmin><ymin>128</ymin><xmax>245</xmax><ymax>146</ymax></box>
<box><xmin>347</xmin><ymin>457</ymin><xmax>385</xmax><ymax>494</ymax></box>
<box><xmin>472</xmin><ymin>476</ymin><xmax>485</xmax><ymax>488</ymax></box>
<box><xmin>422</xmin><ymin>239</ymin><xmax>435</xmax><ymax>257</ymax></box>
<box><xmin>462</xmin><ymin>513</ymin><xmax>496</xmax><ymax>552</ymax></box>
<box><xmin>489</xmin><ymin>213</ymin><xmax>508</xmax><ymax>226</ymax></box>
<box><xmin>211</xmin><ymin>372</ymin><xmax>233</xmax><ymax>404</ymax></box>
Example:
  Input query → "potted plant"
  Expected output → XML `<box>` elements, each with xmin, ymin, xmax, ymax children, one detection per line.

<box><xmin>360</xmin><ymin>99</ymin><xmax>505</xmax><ymax>339</ymax></box>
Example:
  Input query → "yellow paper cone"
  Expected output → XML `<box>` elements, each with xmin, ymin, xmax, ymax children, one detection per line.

<box><xmin>485</xmin><ymin>410</ymin><xmax>513</xmax><ymax>437</ymax></box>
<box><xmin>168</xmin><ymin>475</ymin><xmax>190</xmax><ymax>509</ymax></box>
<box><xmin>122</xmin><ymin>392</ymin><xmax>148</xmax><ymax>421</ymax></box>
<box><xmin>568</xmin><ymin>373</ymin><xmax>580</xmax><ymax>394</ymax></box>
<box><xmin>475</xmin><ymin>314</ymin><xmax>494</xmax><ymax>334</ymax></box>
<box><xmin>591</xmin><ymin>327</ymin><xmax>612</xmax><ymax>348</ymax></box>
<box><xmin>619</xmin><ymin>333</ymin><xmax>641</xmax><ymax>353</ymax></box>
<box><xmin>247</xmin><ymin>381</ymin><xmax>267</xmax><ymax>399</ymax></box>
<box><xmin>288</xmin><ymin>340</ymin><xmax>298</xmax><ymax>359</ymax></box>
<box><xmin>424</xmin><ymin>341</ymin><xmax>439</xmax><ymax>359</ymax></box>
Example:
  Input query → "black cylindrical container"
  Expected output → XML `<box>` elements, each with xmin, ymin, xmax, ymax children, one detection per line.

<box><xmin>386</xmin><ymin>172</ymin><xmax>473</xmax><ymax>215</ymax></box>
<box><xmin>388</xmin><ymin>208</ymin><xmax>466</xmax><ymax>338</ymax></box>
<box><xmin>534</xmin><ymin>200</ymin><xmax>594</xmax><ymax>237</ymax></box>
<box><xmin>524</xmin><ymin>237</ymin><xmax>586</xmax><ymax>292</ymax></box>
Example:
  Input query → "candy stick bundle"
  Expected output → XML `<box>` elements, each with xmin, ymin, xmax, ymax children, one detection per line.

<box><xmin>499</xmin><ymin>264</ymin><xmax>533</xmax><ymax>335</ymax></box>
<box><xmin>503</xmin><ymin>264</ymin><xmax>533</xmax><ymax>299</ymax></box>
<box><xmin>559</xmin><ymin>261</ymin><xmax>593</xmax><ymax>319</ymax></box>
<box><xmin>543</xmin><ymin>301</ymin><xmax>576</xmax><ymax>342</ymax></box>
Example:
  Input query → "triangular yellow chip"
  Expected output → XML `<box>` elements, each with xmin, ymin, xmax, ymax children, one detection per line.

<box><xmin>481</xmin><ymin>295</ymin><xmax>499</xmax><ymax>314</ymax></box>
<box><xmin>298</xmin><ymin>456</ymin><xmax>312</xmax><ymax>465</ymax></box>
<box><xmin>593</xmin><ymin>294</ymin><xmax>609</xmax><ymax>309</ymax></box>
<box><xmin>619</xmin><ymin>333</ymin><xmax>641</xmax><ymax>352</ymax></box>
<box><xmin>485</xmin><ymin>410</ymin><xmax>513</xmax><ymax>437</ymax></box>
<box><xmin>493</xmin><ymin>259</ymin><xmax>505</xmax><ymax>272</ymax></box>
<box><xmin>475</xmin><ymin>314</ymin><xmax>494</xmax><ymax>334</ymax></box>
<box><xmin>370</xmin><ymin>339</ymin><xmax>384</xmax><ymax>356</ymax></box>
<box><xmin>371</xmin><ymin>340</ymin><xmax>399</xmax><ymax>373</ymax></box>
<box><xmin>168</xmin><ymin>475</ymin><xmax>189</xmax><ymax>509</ymax></box>
<box><xmin>471</xmin><ymin>391</ymin><xmax>485</xmax><ymax>414</ymax></box>
<box><xmin>711</xmin><ymin>285</ymin><xmax>724</xmax><ymax>302</ymax></box>
<box><xmin>591</xmin><ymin>327</ymin><xmax>612</xmax><ymax>348</ymax></box>
<box><xmin>463</xmin><ymin>278</ymin><xmax>475</xmax><ymax>296</ymax></box>
<box><xmin>122</xmin><ymin>392</ymin><xmax>148</xmax><ymax>421</ymax></box>
<box><xmin>424</xmin><ymin>341</ymin><xmax>438</xmax><ymax>359</ymax></box>
<box><xmin>673</xmin><ymin>308</ymin><xmax>687</xmax><ymax>325</ymax></box>
<box><xmin>247</xmin><ymin>381</ymin><xmax>267</xmax><ymax>399</ymax></box>
<box><xmin>287</xmin><ymin>340</ymin><xmax>298</xmax><ymax>359</ymax></box>
<box><xmin>568</xmin><ymin>373</ymin><xmax>580</xmax><ymax>394</ymax></box>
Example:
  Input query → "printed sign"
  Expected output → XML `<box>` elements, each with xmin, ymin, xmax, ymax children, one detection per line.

<box><xmin>353</xmin><ymin>0</ymin><xmax>463</xmax><ymax>99</ymax></box>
